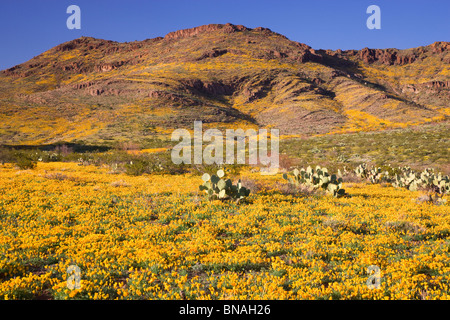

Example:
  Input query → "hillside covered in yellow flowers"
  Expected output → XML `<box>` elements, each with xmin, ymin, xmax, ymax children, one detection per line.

<box><xmin>0</xmin><ymin>23</ymin><xmax>449</xmax><ymax>145</ymax></box>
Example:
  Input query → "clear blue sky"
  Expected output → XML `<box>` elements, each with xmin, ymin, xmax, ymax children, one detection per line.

<box><xmin>0</xmin><ymin>0</ymin><xmax>449</xmax><ymax>70</ymax></box>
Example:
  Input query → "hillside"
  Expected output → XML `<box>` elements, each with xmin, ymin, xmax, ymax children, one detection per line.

<box><xmin>0</xmin><ymin>23</ymin><xmax>449</xmax><ymax>145</ymax></box>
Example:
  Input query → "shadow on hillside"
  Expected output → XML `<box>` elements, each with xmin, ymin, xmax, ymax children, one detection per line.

<box><xmin>0</xmin><ymin>142</ymin><xmax>111</xmax><ymax>153</ymax></box>
<box><xmin>317</xmin><ymin>51</ymin><xmax>434</xmax><ymax>111</ymax></box>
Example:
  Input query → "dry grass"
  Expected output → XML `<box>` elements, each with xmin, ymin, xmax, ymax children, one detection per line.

<box><xmin>273</xmin><ymin>181</ymin><xmax>322</xmax><ymax>197</ymax></box>
<box><xmin>323</xmin><ymin>217</ymin><xmax>348</xmax><ymax>231</ymax></box>
<box><xmin>342</xmin><ymin>173</ymin><xmax>363</xmax><ymax>183</ymax></box>
<box><xmin>384</xmin><ymin>220</ymin><xmax>426</xmax><ymax>235</ymax></box>
<box><xmin>110</xmin><ymin>180</ymin><xmax>130</xmax><ymax>187</ymax></box>
<box><xmin>116</xmin><ymin>141</ymin><xmax>141</xmax><ymax>152</ymax></box>
<box><xmin>239</xmin><ymin>177</ymin><xmax>266</xmax><ymax>193</ymax></box>
<box><xmin>43</xmin><ymin>172</ymin><xmax>76</xmax><ymax>181</ymax></box>
<box><xmin>415</xmin><ymin>192</ymin><xmax>447</xmax><ymax>205</ymax></box>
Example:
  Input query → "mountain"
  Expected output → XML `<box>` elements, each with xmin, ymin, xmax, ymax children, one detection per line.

<box><xmin>0</xmin><ymin>23</ymin><xmax>448</xmax><ymax>145</ymax></box>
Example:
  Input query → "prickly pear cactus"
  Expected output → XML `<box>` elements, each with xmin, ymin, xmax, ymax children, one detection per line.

<box><xmin>283</xmin><ymin>165</ymin><xmax>346</xmax><ymax>198</ymax></box>
<box><xmin>358</xmin><ymin>163</ymin><xmax>449</xmax><ymax>196</ymax></box>
<box><xmin>199</xmin><ymin>169</ymin><xmax>250</xmax><ymax>202</ymax></box>
<box><xmin>354</xmin><ymin>163</ymin><xmax>368</xmax><ymax>179</ymax></box>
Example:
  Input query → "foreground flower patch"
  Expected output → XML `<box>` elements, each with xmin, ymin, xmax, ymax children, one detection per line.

<box><xmin>0</xmin><ymin>163</ymin><xmax>449</xmax><ymax>299</ymax></box>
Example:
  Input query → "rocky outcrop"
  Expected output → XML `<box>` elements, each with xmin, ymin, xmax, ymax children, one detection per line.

<box><xmin>196</xmin><ymin>49</ymin><xmax>228</xmax><ymax>61</ymax></box>
<box><xmin>312</xmin><ymin>78</ymin><xmax>324</xmax><ymax>85</ymax></box>
<box><xmin>418</xmin><ymin>80</ymin><xmax>450</xmax><ymax>90</ymax></box>
<box><xmin>69</xmin><ymin>78</ymin><xmax>196</xmax><ymax>104</ymax></box>
<box><xmin>147</xmin><ymin>90</ymin><xmax>196</xmax><ymax>105</ymax></box>
<box><xmin>88</xmin><ymin>88</ymin><xmax>104</xmax><ymax>96</ymax></box>
<box><xmin>181</xmin><ymin>79</ymin><xmax>235</xmax><ymax>96</ymax></box>
<box><xmin>72</xmin><ymin>81</ymin><xmax>95</xmax><ymax>90</ymax></box>
<box><xmin>164</xmin><ymin>23</ymin><xmax>250</xmax><ymax>40</ymax></box>
<box><xmin>163</xmin><ymin>23</ymin><xmax>289</xmax><ymax>42</ymax></box>
<box><xmin>345</xmin><ymin>42</ymin><xmax>449</xmax><ymax>66</ymax></box>
<box><xmin>62</xmin><ymin>61</ymin><xmax>84</xmax><ymax>72</ymax></box>
<box><xmin>429</xmin><ymin>41</ymin><xmax>450</xmax><ymax>54</ymax></box>
<box><xmin>330</xmin><ymin>70</ymin><xmax>346</xmax><ymax>78</ymax></box>
<box><xmin>402</xmin><ymin>81</ymin><xmax>450</xmax><ymax>94</ymax></box>
<box><xmin>93</xmin><ymin>58</ymin><xmax>143</xmax><ymax>73</ymax></box>
<box><xmin>54</xmin><ymin>37</ymin><xmax>120</xmax><ymax>53</ymax></box>
<box><xmin>358</xmin><ymin>48</ymin><xmax>416</xmax><ymax>65</ymax></box>
<box><xmin>427</xmin><ymin>80</ymin><xmax>448</xmax><ymax>89</ymax></box>
<box><xmin>2</xmin><ymin>65</ymin><xmax>22</xmax><ymax>77</ymax></box>
<box><xmin>254</xmin><ymin>46</ymin><xmax>322</xmax><ymax>63</ymax></box>
<box><xmin>94</xmin><ymin>61</ymin><xmax>125</xmax><ymax>72</ymax></box>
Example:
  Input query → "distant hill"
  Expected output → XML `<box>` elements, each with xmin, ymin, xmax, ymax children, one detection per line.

<box><xmin>0</xmin><ymin>23</ymin><xmax>448</xmax><ymax>145</ymax></box>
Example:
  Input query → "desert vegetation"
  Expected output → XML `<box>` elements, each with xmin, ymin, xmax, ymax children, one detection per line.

<box><xmin>0</xmin><ymin>123</ymin><xmax>449</xmax><ymax>300</ymax></box>
<box><xmin>0</xmin><ymin>23</ymin><xmax>448</xmax><ymax>300</ymax></box>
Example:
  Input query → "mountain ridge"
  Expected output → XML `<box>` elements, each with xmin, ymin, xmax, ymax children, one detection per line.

<box><xmin>0</xmin><ymin>23</ymin><xmax>448</xmax><ymax>145</ymax></box>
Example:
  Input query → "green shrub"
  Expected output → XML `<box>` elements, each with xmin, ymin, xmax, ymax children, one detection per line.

<box><xmin>14</xmin><ymin>155</ymin><xmax>37</xmax><ymax>170</ymax></box>
<box><xmin>0</xmin><ymin>147</ymin><xmax>14</xmax><ymax>165</ymax></box>
<box><xmin>125</xmin><ymin>159</ymin><xmax>149</xmax><ymax>176</ymax></box>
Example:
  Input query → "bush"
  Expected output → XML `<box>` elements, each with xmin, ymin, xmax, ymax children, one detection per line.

<box><xmin>125</xmin><ymin>159</ymin><xmax>149</xmax><ymax>176</ymax></box>
<box><xmin>274</xmin><ymin>181</ymin><xmax>321</xmax><ymax>197</ymax></box>
<box><xmin>53</xmin><ymin>144</ymin><xmax>73</xmax><ymax>156</ymax></box>
<box><xmin>0</xmin><ymin>147</ymin><xmax>14</xmax><ymax>165</ymax></box>
<box><xmin>14</xmin><ymin>156</ymin><xmax>37</xmax><ymax>170</ymax></box>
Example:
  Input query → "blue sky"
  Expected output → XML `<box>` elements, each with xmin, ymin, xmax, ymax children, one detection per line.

<box><xmin>0</xmin><ymin>0</ymin><xmax>449</xmax><ymax>70</ymax></box>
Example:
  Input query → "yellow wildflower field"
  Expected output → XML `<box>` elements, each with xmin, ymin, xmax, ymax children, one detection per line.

<box><xmin>0</xmin><ymin>162</ymin><xmax>449</xmax><ymax>300</ymax></box>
